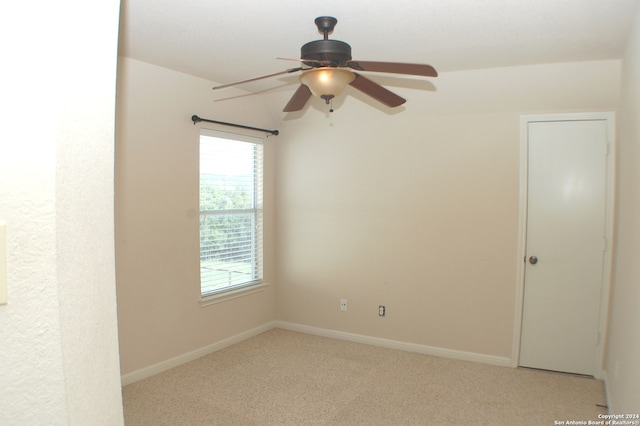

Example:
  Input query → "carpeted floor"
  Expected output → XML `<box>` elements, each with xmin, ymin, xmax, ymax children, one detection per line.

<box><xmin>122</xmin><ymin>328</ymin><xmax>607</xmax><ymax>425</ymax></box>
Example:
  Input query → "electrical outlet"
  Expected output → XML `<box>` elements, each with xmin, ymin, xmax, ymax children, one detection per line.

<box><xmin>379</xmin><ymin>305</ymin><xmax>385</xmax><ymax>317</ymax></box>
<box><xmin>340</xmin><ymin>299</ymin><xmax>348</xmax><ymax>311</ymax></box>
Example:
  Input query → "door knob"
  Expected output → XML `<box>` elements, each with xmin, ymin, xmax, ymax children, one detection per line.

<box><xmin>529</xmin><ymin>256</ymin><xmax>538</xmax><ymax>265</ymax></box>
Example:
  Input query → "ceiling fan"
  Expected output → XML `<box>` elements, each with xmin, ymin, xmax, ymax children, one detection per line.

<box><xmin>212</xmin><ymin>16</ymin><xmax>438</xmax><ymax>112</ymax></box>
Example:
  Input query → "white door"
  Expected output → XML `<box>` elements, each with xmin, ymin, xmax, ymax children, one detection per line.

<box><xmin>519</xmin><ymin>119</ymin><xmax>609</xmax><ymax>376</ymax></box>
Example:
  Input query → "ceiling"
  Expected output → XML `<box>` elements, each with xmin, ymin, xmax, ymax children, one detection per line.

<box><xmin>119</xmin><ymin>0</ymin><xmax>640</xmax><ymax>92</ymax></box>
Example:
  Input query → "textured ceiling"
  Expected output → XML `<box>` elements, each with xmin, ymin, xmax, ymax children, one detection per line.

<box><xmin>119</xmin><ymin>0</ymin><xmax>640</xmax><ymax>91</ymax></box>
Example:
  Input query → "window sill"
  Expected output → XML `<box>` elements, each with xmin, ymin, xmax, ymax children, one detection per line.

<box><xmin>199</xmin><ymin>282</ymin><xmax>270</xmax><ymax>307</ymax></box>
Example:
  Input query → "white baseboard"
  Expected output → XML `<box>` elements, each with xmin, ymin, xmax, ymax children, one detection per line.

<box><xmin>121</xmin><ymin>320</ymin><xmax>512</xmax><ymax>386</ymax></box>
<box><xmin>274</xmin><ymin>321</ymin><xmax>512</xmax><ymax>368</ymax></box>
<box><xmin>120</xmin><ymin>321</ymin><xmax>277</xmax><ymax>386</ymax></box>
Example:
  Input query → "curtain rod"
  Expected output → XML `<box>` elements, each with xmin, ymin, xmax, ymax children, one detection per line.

<box><xmin>191</xmin><ymin>115</ymin><xmax>279</xmax><ymax>136</ymax></box>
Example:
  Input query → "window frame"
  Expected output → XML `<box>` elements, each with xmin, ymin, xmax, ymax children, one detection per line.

<box><xmin>198</xmin><ymin>128</ymin><xmax>264</xmax><ymax>303</ymax></box>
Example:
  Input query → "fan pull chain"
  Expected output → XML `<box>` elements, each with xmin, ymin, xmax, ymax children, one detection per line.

<box><xmin>329</xmin><ymin>99</ymin><xmax>334</xmax><ymax>113</ymax></box>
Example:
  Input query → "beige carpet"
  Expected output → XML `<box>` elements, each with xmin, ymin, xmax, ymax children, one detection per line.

<box><xmin>122</xmin><ymin>328</ymin><xmax>607</xmax><ymax>425</ymax></box>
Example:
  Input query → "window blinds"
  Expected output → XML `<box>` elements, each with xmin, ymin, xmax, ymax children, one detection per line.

<box><xmin>199</xmin><ymin>129</ymin><xmax>263</xmax><ymax>296</ymax></box>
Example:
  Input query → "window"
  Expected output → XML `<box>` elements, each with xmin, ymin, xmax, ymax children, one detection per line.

<box><xmin>199</xmin><ymin>129</ymin><xmax>263</xmax><ymax>298</ymax></box>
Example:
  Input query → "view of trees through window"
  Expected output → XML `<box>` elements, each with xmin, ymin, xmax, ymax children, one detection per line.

<box><xmin>199</xmin><ymin>131</ymin><xmax>263</xmax><ymax>296</ymax></box>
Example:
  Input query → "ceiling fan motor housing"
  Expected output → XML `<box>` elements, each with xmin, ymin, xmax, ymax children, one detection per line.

<box><xmin>301</xmin><ymin>40</ymin><xmax>352</xmax><ymax>67</ymax></box>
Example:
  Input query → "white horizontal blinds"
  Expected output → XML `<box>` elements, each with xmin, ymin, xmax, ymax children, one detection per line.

<box><xmin>199</xmin><ymin>129</ymin><xmax>263</xmax><ymax>296</ymax></box>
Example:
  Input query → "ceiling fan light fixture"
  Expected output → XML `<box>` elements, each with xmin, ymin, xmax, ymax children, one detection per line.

<box><xmin>300</xmin><ymin>67</ymin><xmax>355</xmax><ymax>103</ymax></box>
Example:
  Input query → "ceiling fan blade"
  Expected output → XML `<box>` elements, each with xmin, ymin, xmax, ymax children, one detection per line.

<box><xmin>213</xmin><ymin>67</ymin><xmax>303</xmax><ymax>90</ymax></box>
<box><xmin>349</xmin><ymin>73</ymin><xmax>406</xmax><ymax>108</ymax></box>
<box><xmin>279</xmin><ymin>57</ymin><xmax>338</xmax><ymax>67</ymax></box>
<box><xmin>277</xmin><ymin>57</ymin><xmax>307</xmax><ymax>62</ymax></box>
<box><xmin>283</xmin><ymin>84</ymin><xmax>312</xmax><ymax>112</ymax></box>
<box><xmin>348</xmin><ymin>61</ymin><xmax>438</xmax><ymax>77</ymax></box>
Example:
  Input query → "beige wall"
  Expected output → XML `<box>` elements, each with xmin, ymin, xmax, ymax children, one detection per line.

<box><xmin>115</xmin><ymin>58</ymin><xmax>277</xmax><ymax>375</ymax></box>
<box><xmin>606</xmin><ymin>4</ymin><xmax>640</xmax><ymax>412</ymax></box>
<box><xmin>272</xmin><ymin>60</ymin><xmax>621</xmax><ymax>359</ymax></box>
<box><xmin>115</xmin><ymin>58</ymin><xmax>624</xmax><ymax>375</ymax></box>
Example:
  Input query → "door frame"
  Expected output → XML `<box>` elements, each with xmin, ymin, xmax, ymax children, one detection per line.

<box><xmin>511</xmin><ymin>112</ymin><xmax>616</xmax><ymax>379</ymax></box>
